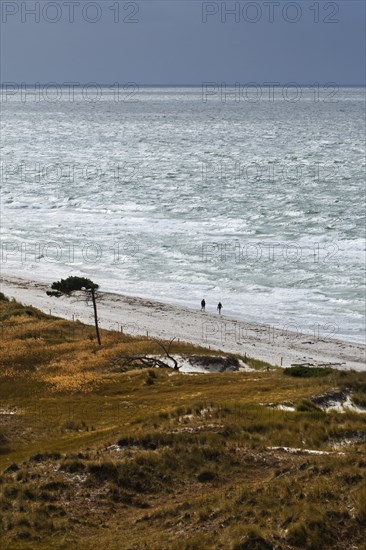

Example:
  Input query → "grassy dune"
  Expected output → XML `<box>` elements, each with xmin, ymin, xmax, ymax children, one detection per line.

<box><xmin>0</xmin><ymin>294</ymin><xmax>365</xmax><ymax>549</ymax></box>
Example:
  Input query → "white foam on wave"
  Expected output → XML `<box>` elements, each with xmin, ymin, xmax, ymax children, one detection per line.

<box><xmin>2</xmin><ymin>88</ymin><xmax>365</xmax><ymax>343</ymax></box>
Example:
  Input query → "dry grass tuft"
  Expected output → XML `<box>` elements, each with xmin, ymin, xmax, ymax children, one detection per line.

<box><xmin>0</xmin><ymin>296</ymin><xmax>365</xmax><ymax>549</ymax></box>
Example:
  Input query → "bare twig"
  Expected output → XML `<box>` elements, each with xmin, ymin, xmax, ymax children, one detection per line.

<box><xmin>110</xmin><ymin>336</ymin><xmax>180</xmax><ymax>371</ymax></box>
<box><xmin>155</xmin><ymin>337</ymin><xmax>179</xmax><ymax>370</ymax></box>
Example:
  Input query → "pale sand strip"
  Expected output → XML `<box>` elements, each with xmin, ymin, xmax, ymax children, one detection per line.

<box><xmin>1</xmin><ymin>275</ymin><xmax>365</xmax><ymax>371</ymax></box>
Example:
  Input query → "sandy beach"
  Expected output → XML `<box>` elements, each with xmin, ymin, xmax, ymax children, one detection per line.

<box><xmin>1</xmin><ymin>274</ymin><xmax>365</xmax><ymax>371</ymax></box>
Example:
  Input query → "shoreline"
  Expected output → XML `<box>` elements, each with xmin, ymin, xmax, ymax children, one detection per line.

<box><xmin>1</xmin><ymin>274</ymin><xmax>365</xmax><ymax>371</ymax></box>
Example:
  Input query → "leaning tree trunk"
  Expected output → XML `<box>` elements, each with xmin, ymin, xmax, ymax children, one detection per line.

<box><xmin>91</xmin><ymin>288</ymin><xmax>101</xmax><ymax>345</ymax></box>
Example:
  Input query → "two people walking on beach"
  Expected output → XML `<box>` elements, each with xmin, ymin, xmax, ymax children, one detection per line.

<box><xmin>201</xmin><ymin>299</ymin><xmax>223</xmax><ymax>315</ymax></box>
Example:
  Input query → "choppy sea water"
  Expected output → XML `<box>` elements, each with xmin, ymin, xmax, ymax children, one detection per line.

<box><xmin>1</xmin><ymin>87</ymin><xmax>365</xmax><ymax>343</ymax></box>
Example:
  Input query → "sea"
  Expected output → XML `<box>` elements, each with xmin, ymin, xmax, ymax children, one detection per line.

<box><xmin>1</xmin><ymin>86</ymin><xmax>365</xmax><ymax>343</ymax></box>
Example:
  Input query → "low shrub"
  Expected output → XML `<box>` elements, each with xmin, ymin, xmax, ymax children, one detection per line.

<box><xmin>284</xmin><ymin>366</ymin><xmax>332</xmax><ymax>378</ymax></box>
<box><xmin>355</xmin><ymin>487</ymin><xmax>366</xmax><ymax>524</ymax></box>
<box><xmin>295</xmin><ymin>399</ymin><xmax>322</xmax><ymax>413</ymax></box>
<box><xmin>197</xmin><ymin>470</ymin><xmax>216</xmax><ymax>483</ymax></box>
<box><xmin>60</xmin><ymin>459</ymin><xmax>86</xmax><ymax>473</ymax></box>
<box><xmin>233</xmin><ymin>525</ymin><xmax>273</xmax><ymax>549</ymax></box>
<box><xmin>351</xmin><ymin>392</ymin><xmax>366</xmax><ymax>408</ymax></box>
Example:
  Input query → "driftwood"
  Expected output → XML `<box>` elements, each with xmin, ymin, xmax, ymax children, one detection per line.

<box><xmin>110</xmin><ymin>337</ymin><xmax>179</xmax><ymax>371</ymax></box>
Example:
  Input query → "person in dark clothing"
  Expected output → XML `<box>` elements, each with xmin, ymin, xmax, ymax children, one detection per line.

<box><xmin>201</xmin><ymin>299</ymin><xmax>206</xmax><ymax>312</ymax></box>
<box><xmin>217</xmin><ymin>302</ymin><xmax>223</xmax><ymax>315</ymax></box>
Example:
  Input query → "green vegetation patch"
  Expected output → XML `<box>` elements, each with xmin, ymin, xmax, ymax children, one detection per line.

<box><xmin>284</xmin><ymin>366</ymin><xmax>332</xmax><ymax>378</ymax></box>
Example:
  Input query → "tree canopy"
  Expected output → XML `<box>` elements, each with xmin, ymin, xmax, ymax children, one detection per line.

<box><xmin>51</xmin><ymin>276</ymin><xmax>99</xmax><ymax>295</ymax></box>
<box><xmin>47</xmin><ymin>276</ymin><xmax>101</xmax><ymax>345</ymax></box>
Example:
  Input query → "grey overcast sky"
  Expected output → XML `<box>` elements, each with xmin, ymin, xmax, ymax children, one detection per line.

<box><xmin>1</xmin><ymin>1</ymin><xmax>365</xmax><ymax>85</ymax></box>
